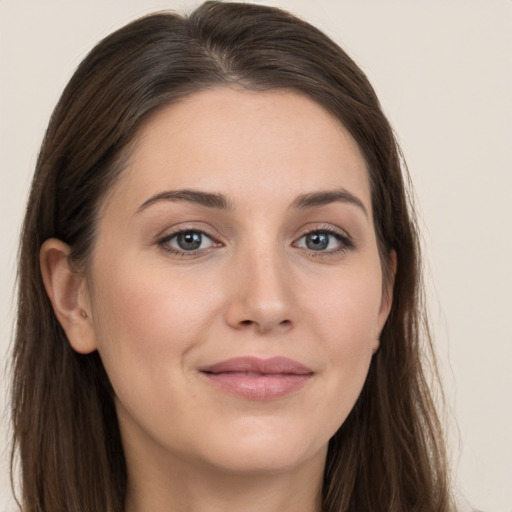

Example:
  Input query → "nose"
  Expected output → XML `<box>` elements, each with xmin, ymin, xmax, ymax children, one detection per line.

<box><xmin>224</xmin><ymin>247</ymin><xmax>296</xmax><ymax>334</ymax></box>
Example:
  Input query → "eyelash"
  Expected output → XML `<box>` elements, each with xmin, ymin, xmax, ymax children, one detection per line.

<box><xmin>294</xmin><ymin>226</ymin><xmax>354</xmax><ymax>257</ymax></box>
<box><xmin>157</xmin><ymin>226</ymin><xmax>354</xmax><ymax>258</ymax></box>
<box><xmin>157</xmin><ymin>228</ymin><xmax>220</xmax><ymax>257</ymax></box>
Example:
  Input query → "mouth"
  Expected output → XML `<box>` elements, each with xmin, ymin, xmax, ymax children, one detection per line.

<box><xmin>198</xmin><ymin>356</ymin><xmax>314</xmax><ymax>400</ymax></box>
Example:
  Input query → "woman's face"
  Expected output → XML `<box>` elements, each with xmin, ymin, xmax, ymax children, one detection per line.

<box><xmin>83</xmin><ymin>88</ymin><xmax>392</xmax><ymax>476</ymax></box>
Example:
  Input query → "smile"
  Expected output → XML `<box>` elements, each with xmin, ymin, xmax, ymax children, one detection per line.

<box><xmin>199</xmin><ymin>356</ymin><xmax>314</xmax><ymax>400</ymax></box>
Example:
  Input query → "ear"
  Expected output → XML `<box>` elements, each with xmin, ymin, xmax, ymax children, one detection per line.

<box><xmin>40</xmin><ymin>238</ymin><xmax>97</xmax><ymax>354</ymax></box>
<box><xmin>373</xmin><ymin>249</ymin><xmax>397</xmax><ymax>353</ymax></box>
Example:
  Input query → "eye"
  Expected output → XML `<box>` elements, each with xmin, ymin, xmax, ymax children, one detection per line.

<box><xmin>159</xmin><ymin>230</ymin><xmax>218</xmax><ymax>254</ymax></box>
<box><xmin>295</xmin><ymin>229</ymin><xmax>352</xmax><ymax>253</ymax></box>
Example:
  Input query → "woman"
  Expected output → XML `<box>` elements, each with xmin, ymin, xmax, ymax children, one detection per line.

<box><xmin>11</xmin><ymin>1</ymin><xmax>456</xmax><ymax>511</ymax></box>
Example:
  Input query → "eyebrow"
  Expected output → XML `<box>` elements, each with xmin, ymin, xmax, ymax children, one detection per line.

<box><xmin>136</xmin><ymin>189</ymin><xmax>233</xmax><ymax>214</ymax></box>
<box><xmin>291</xmin><ymin>189</ymin><xmax>368</xmax><ymax>217</ymax></box>
<box><xmin>135</xmin><ymin>187</ymin><xmax>367</xmax><ymax>217</ymax></box>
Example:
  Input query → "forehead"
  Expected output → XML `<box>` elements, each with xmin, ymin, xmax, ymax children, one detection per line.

<box><xmin>106</xmin><ymin>87</ymin><xmax>371</xmax><ymax>215</ymax></box>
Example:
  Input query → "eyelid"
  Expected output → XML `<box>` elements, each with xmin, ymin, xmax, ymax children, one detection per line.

<box><xmin>292</xmin><ymin>224</ymin><xmax>355</xmax><ymax>253</ymax></box>
<box><xmin>157</xmin><ymin>225</ymin><xmax>223</xmax><ymax>257</ymax></box>
<box><xmin>155</xmin><ymin>222</ymin><xmax>354</xmax><ymax>258</ymax></box>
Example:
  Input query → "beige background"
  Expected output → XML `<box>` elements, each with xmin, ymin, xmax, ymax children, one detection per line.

<box><xmin>1</xmin><ymin>1</ymin><xmax>511</xmax><ymax>510</ymax></box>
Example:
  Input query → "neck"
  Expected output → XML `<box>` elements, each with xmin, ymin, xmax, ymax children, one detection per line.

<box><xmin>123</xmin><ymin>444</ymin><xmax>325</xmax><ymax>512</ymax></box>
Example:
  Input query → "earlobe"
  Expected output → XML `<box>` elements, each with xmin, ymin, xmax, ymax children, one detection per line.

<box><xmin>40</xmin><ymin>238</ymin><xmax>97</xmax><ymax>354</ymax></box>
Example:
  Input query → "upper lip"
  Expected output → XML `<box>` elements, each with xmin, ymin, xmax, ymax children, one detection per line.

<box><xmin>199</xmin><ymin>356</ymin><xmax>313</xmax><ymax>375</ymax></box>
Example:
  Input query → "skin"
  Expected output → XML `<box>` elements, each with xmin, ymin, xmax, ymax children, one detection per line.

<box><xmin>41</xmin><ymin>88</ymin><xmax>394</xmax><ymax>512</ymax></box>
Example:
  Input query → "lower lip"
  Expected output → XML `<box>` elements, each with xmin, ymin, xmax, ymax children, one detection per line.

<box><xmin>201</xmin><ymin>372</ymin><xmax>312</xmax><ymax>400</ymax></box>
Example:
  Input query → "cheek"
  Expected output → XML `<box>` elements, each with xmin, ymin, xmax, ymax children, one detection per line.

<box><xmin>302</xmin><ymin>267</ymin><xmax>382</xmax><ymax>420</ymax></box>
<box><xmin>88</xmin><ymin>256</ymin><xmax>221</xmax><ymax>392</ymax></box>
<box><xmin>307</xmin><ymin>263</ymin><xmax>383</xmax><ymax>348</ymax></box>
<box><xmin>93</xmin><ymin>256</ymin><xmax>211</xmax><ymax>337</ymax></box>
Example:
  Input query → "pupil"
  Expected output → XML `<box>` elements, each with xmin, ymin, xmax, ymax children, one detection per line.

<box><xmin>177</xmin><ymin>232</ymin><xmax>202</xmax><ymax>250</ymax></box>
<box><xmin>306</xmin><ymin>232</ymin><xmax>329</xmax><ymax>250</ymax></box>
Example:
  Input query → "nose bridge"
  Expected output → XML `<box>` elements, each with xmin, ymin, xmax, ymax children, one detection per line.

<box><xmin>226</xmin><ymin>233</ymin><xmax>295</xmax><ymax>333</ymax></box>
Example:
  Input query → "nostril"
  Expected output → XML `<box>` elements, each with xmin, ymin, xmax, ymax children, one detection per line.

<box><xmin>238</xmin><ymin>319</ymin><xmax>291</xmax><ymax>330</ymax></box>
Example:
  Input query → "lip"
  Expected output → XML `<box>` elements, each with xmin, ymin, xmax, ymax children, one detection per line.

<box><xmin>198</xmin><ymin>356</ymin><xmax>314</xmax><ymax>400</ymax></box>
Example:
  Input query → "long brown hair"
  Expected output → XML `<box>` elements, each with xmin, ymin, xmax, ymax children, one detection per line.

<box><xmin>11</xmin><ymin>2</ymin><xmax>452</xmax><ymax>510</ymax></box>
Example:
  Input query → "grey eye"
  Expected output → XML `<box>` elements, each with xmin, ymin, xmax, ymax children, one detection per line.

<box><xmin>304</xmin><ymin>232</ymin><xmax>329</xmax><ymax>250</ymax></box>
<box><xmin>296</xmin><ymin>231</ymin><xmax>344</xmax><ymax>252</ymax></box>
<box><xmin>167</xmin><ymin>231</ymin><xmax>214</xmax><ymax>251</ymax></box>
<box><xmin>177</xmin><ymin>232</ymin><xmax>202</xmax><ymax>250</ymax></box>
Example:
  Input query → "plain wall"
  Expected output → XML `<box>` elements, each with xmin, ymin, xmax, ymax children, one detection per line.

<box><xmin>1</xmin><ymin>1</ymin><xmax>511</xmax><ymax>510</ymax></box>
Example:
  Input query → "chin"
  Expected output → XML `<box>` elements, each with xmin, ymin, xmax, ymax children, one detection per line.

<box><xmin>193</xmin><ymin>421</ymin><xmax>329</xmax><ymax>476</ymax></box>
